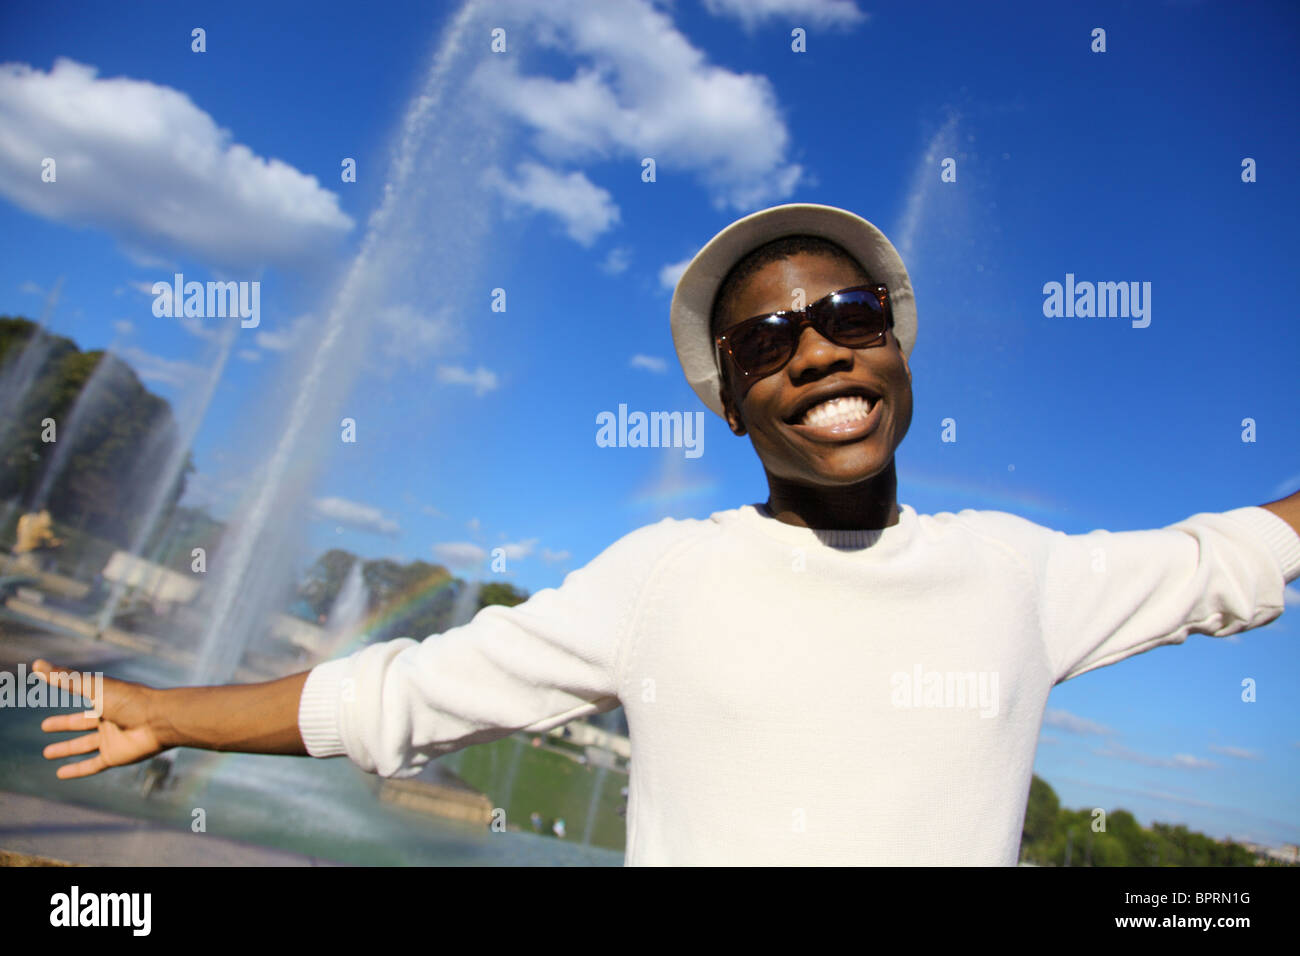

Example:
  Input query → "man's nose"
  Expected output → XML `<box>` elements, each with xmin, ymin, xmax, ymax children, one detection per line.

<box><xmin>785</xmin><ymin>325</ymin><xmax>854</xmax><ymax>379</ymax></box>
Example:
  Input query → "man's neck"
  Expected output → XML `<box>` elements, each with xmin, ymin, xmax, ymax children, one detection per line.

<box><xmin>763</xmin><ymin>460</ymin><xmax>901</xmax><ymax>531</ymax></box>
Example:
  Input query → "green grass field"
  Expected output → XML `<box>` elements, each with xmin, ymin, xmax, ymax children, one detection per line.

<box><xmin>443</xmin><ymin>735</ymin><xmax>628</xmax><ymax>851</ymax></box>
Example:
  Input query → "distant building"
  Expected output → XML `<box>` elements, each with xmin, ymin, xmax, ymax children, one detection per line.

<box><xmin>378</xmin><ymin>761</ymin><xmax>493</xmax><ymax>826</ymax></box>
<box><xmin>101</xmin><ymin>551</ymin><xmax>199</xmax><ymax>605</ymax></box>
<box><xmin>268</xmin><ymin>604</ymin><xmax>328</xmax><ymax>658</ymax></box>
<box><xmin>1228</xmin><ymin>839</ymin><xmax>1299</xmax><ymax>865</ymax></box>
<box><xmin>1269</xmin><ymin>844</ymin><xmax>1299</xmax><ymax>865</ymax></box>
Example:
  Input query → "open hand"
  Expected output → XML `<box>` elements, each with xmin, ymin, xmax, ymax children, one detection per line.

<box><xmin>33</xmin><ymin>659</ymin><xmax>169</xmax><ymax>779</ymax></box>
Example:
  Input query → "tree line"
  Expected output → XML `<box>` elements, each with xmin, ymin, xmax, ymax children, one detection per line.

<box><xmin>1019</xmin><ymin>775</ymin><xmax>1276</xmax><ymax>866</ymax></box>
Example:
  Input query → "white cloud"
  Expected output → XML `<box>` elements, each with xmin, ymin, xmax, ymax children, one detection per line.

<box><xmin>541</xmin><ymin>547</ymin><xmax>571</xmax><ymax>564</ymax></box>
<box><xmin>702</xmin><ymin>0</ymin><xmax>867</xmax><ymax>31</ymax></box>
<box><xmin>467</xmin><ymin>517</ymin><xmax>481</xmax><ymax>534</ymax></box>
<box><xmin>112</xmin><ymin>319</ymin><xmax>133</xmax><ymax>336</ymax></box>
<box><xmin>254</xmin><ymin>313</ymin><xmax>314</xmax><ymax>352</ymax></box>
<box><xmin>19</xmin><ymin>280</ymin><xmax>42</xmax><ymax>295</ymax></box>
<box><xmin>630</xmin><ymin>354</ymin><xmax>668</xmax><ymax>373</ymax></box>
<box><xmin>500</xmin><ymin>538</ymin><xmax>538</xmax><ymax>561</ymax></box>
<box><xmin>1169</xmin><ymin>753</ymin><xmax>1218</xmax><ymax>770</ymax></box>
<box><xmin>433</xmin><ymin>542</ymin><xmax>488</xmax><ymax>568</ymax></box>
<box><xmin>419</xmin><ymin>504</ymin><xmax>445</xmax><ymax>518</ymax></box>
<box><xmin>436</xmin><ymin>364</ymin><xmax>499</xmax><ymax>396</ymax></box>
<box><xmin>237</xmin><ymin>348</ymin><xmax>261</xmax><ymax>362</ymax></box>
<box><xmin>176</xmin><ymin>314</ymin><xmax>221</xmax><ymax>342</ymax></box>
<box><xmin>1286</xmin><ymin>584</ymin><xmax>1300</xmax><ymax>608</ymax></box>
<box><xmin>1042</xmin><ymin>708</ymin><xmax>1115</xmax><ymax>737</ymax></box>
<box><xmin>1207</xmin><ymin>744</ymin><xmax>1262</xmax><ymax>761</ymax></box>
<box><xmin>469</xmin><ymin>0</ymin><xmax>804</xmax><ymax>212</ymax></box>
<box><xmin>659</xmin><ymin>256</ymin><xmax>692</xmax><ymax>290</ymax></box>
<box><xmin>601</xmin><ymin>246</ymin><xmax>631</xmax><ymax>275</ymax></box>
<box><xmin>1093</xmin><ymin>742</ymin><xmax>1217</xmax><ymax>770</ymax></box>
<box><xmin>310</xmin><ymin>496</ymin><xmax>400</xmax><ymax>537</ymax></box>
<box><xmin>115</xmin><ymin>345</ymin><xmax>202</xmax><ymax>388</ymax></box>
<box><xmin>372</xmin><ymin>304</ymin><xmax>457</xmax><ymax>362</ymax></box>
<box><xmin>0</xmin><ymin>58</ymin><xmax>354</xmax><ymax>270</ymax></box>
<box><xmin>482</xmin><ymin>161</ymin><xmax>619</xmax><ymax>246</ymax></box>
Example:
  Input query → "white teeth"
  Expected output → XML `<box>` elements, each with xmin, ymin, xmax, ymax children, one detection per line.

<box><xmin>799</xmin><ymin>395</ymin><xmax>874</xmax><ymax>427</ymax></box>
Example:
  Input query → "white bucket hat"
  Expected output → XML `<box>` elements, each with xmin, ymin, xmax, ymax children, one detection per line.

<box><xmin>670</xmin><ymin>202</ymin><xmax>917</xmax><ymax>420</ymax></box>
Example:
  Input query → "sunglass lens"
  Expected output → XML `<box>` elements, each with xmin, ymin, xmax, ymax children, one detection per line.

<box><xmin>824</xmin><ymin>294</ymin><xmax>886</xmax><ymax>345</ymax></box>
<box><xmin>731</xmin><ymin>315</ymin><xmax>793</xmax><ymax>376</ymax></box>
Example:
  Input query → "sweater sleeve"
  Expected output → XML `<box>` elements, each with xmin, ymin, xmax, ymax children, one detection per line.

<box><xmin>959</xmin><ymin>506</ymin><xmax>1300</xmax><ymax>685</ymax></box>
<box><xmin>1034</xmin><ymin>506</ymin><xmax>1300</xmax><ymax>683</ymax></box>
<box><xmin>296</xmin><ymin>516</ymin><xmax>690</xmax><ymax>777</ymax></box>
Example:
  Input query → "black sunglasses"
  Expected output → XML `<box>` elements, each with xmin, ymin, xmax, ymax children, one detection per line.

<box><xmin>714</xmin><ymin>283</ymin><xmax>893</xmax><ymax>388</ymax></box>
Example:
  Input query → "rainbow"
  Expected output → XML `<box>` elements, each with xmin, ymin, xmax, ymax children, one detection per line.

<box><xmin>317</xmin><ymin>569</ymin><xmax>467</xmax><ymax>661</ymax></box>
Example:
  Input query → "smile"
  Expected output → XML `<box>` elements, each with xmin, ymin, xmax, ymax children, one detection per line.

<box><xmin>787</xmin><ymin>394</ymin><xmax>882</xmax><ymax>441</ymax></box>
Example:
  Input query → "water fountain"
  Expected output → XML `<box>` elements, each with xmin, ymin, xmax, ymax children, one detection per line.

<box><xmin>448</xmin><ymin>578</ymin><xmax>482</xmax><ymax>630</ymax></box>
<box><xmin>581</xmin><ymin>762</ymin><xmax>610</xmax><ymax>846</ymax></box>
<box><xmin>93</xmin><ymin>319</ymin><xmax>237</xmax><ymax>640</ymax></box>
<box><xmin>3</xmin><ymin>1</ymin><xmax>628</xmax><ymax>864</ymax></box>
<box><xmin>187</xmin><ymin>0</ymin><xmax>501</xmax><ymax>689</ymax></box>
<box><xmin>324</xmin><ymin>558</ymin><xmax>368</xmax><ymax>640</ymax></box>
<box><xmin>29</xmin><ymin>353</ymin><xmax>136</xmax><ymax>513</ymax></box>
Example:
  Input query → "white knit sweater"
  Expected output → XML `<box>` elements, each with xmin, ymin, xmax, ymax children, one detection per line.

<box><xmin>298</xmin><ymin>503</ymin><xmax>1300</xmax><ymax>865</ymax></box>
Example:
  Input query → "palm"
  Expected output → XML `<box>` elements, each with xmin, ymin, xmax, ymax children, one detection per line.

<box><xmin>93</xmin><ymin>719</ymin><xmax>162</xmax><ymax>768</ymax></box>
<box><xmin>33</xmin><ymin>660</ymin><xmax>166</xmax><ymax>779</ymax></box>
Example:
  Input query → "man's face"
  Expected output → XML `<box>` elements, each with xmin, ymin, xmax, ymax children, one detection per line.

<box><xmin>716</xmin><ymin>252</ymin><xmax>913</xmax><ymax>487</ymax></box>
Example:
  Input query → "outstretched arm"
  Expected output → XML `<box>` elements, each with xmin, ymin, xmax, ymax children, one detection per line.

<box><xmin>1260</xmin><ymin>488</ymin><xmax>1300</xmax><ymax>539</ymax></box>
<box><xmin>35</xmin><ymin>660</ymin><xmax>309</xmax><ymax>779</ymax></box>
<box><xmin>965</xmin><ymin>502</ymin><xmax>1300</xmax><ymax>685</ymax></box>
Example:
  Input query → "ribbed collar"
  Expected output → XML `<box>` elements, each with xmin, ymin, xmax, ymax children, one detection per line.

<box><xmin>714</xmin><ymin>501</ymin><xmax>918</xmax><ymax>553</ymax></box>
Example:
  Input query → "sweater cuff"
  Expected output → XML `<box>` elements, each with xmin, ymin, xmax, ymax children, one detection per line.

<box><xmin>297</xmin><ymin>657</ymin><xmax>352</xmax><ymax>758</ymax></box>
<box><xmin>1224</xmin><ymin>506</ymin><xmax>1300</xmax><ymax>583</ymax></box>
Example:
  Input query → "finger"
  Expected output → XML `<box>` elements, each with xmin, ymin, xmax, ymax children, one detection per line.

<box><xmin>40</xmin><ymin>713</ymin><xmax>99</xmax><ymax>734</ymax></box>
<box><xmin>31</xmin><ymin>659</ymin><xmax>58</xmax><ymax>680</ymax></box>
<box><xmin>30</xmin><ymin>660</ymin><xmax>99</xmax><ymax>707</ymax></box>
<box><xmin>31</xmin><ymin>661</ymin><xmax>80</xmax><ymax>690</ymax></box>
<box><xmin>55</xmin><ymin>755</ymin><xmax>107</xmax><ymax>780</ymax></box>
<box><xmin>43</xmin><ymin>732</ymin><xmax>101</xmax><ymax>760</ymax></box>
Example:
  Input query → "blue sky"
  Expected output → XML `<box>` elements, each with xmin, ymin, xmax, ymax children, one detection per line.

<box><xmin>1</xmin><ymin>0</ymin><xmax>1298</xmax><ymax>847</ymax></box>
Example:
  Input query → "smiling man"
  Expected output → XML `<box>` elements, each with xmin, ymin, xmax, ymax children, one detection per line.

<box><xmin>34</xmin><ymin>203</ymin><xmax>1300</xmax><ymax>866</ymax></box>
<box><xmin>706</xmin><ymin>235</ymin><xmax>912</xmax><ymax>531</ymax></box>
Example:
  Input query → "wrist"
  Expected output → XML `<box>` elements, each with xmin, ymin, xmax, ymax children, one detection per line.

<box><xmin>146</xmin><ymin>685</ymin><xmax>185</xmax><ymax>750</ymax></box>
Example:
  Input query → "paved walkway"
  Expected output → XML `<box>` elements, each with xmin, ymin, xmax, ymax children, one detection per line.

<box><xmin>0</xmin><ymin>791</ymin><xmax>341</xmax><ymax>866</ymax></box>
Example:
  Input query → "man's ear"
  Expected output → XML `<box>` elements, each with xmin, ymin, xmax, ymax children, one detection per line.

<box><xmin>895</xmin><ymin>331</ymin><xmax>911</xmax><ymax>385</ymax></box>
<box><xmin>719</xmin><ymin>380</ymin><xmax>747</xmax><ymax>436</ymax></box>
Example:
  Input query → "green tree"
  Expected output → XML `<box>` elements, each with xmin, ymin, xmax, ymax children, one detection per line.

<box><xmin>0</xmin><ymin>317</ymin><xmax>194</xmax><ymax>548</ymax></box>
<box><xmin>1018</xmin><ymin>781</ymin><xmax>1272</xmax><ymax>867</ymax></box>
<box><xmin>477</xmin><ymin>580</ymin><xmax>528</xmax><ymax>610</ymax></box>
<box><xmin>1021</xmin><ymin>775</ymin><xmax>1059</xmax><ymax>850</ymax></box>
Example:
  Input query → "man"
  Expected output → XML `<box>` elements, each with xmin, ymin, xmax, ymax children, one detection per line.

<box><xmin>34</xmin><ymin>203</ymin><xmax>1300</xmax><ymax>865</ymax></box>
